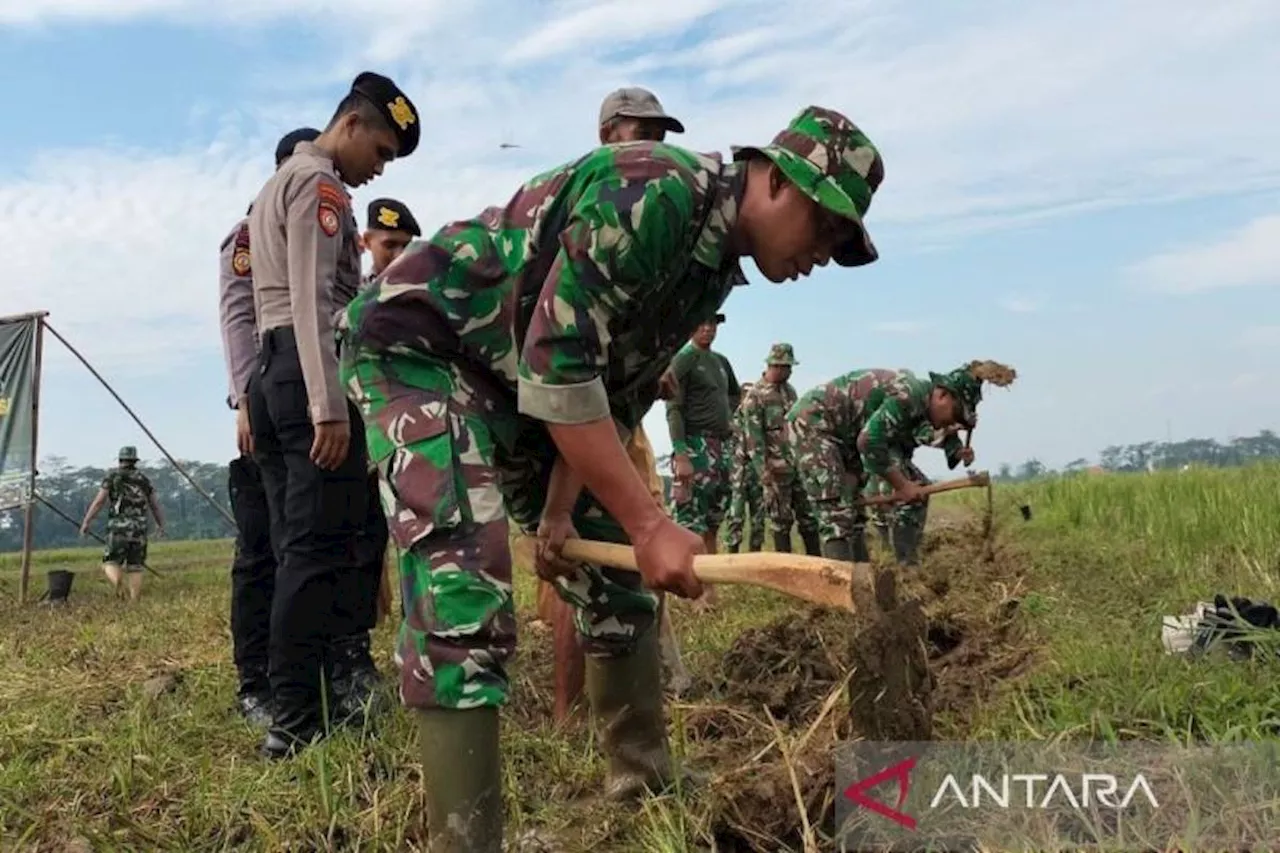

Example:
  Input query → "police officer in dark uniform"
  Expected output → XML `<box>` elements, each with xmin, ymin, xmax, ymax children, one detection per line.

<box><xmin>246</xmin><ymin>72</ymin><xmax>420</xmax><ymax>758</ymax></box>
<box><xmin>219</xmin><ymin>127</ymin><xmax>321</xmax><ymax>727</ymax></box>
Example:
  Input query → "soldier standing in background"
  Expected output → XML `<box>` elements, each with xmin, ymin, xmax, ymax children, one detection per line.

<box><xmin>246</xmin><ymin>71</ymin><xmax>419</xmax><ymax>758</ymax></box>
<box><xmin>338</xmin><ymin>105</ymin><xmax>884</xmax><ymax>848</ymax></box>
<box><xmin>79</xmin><ymin>446</ymin><xmax>166</xmax><ymax>603</ymax></box>
<box><xmin>667</xmin><ymin>313</ymin><xmax>740</xmax><ymax>611</ymax></box>
<box><xmin>722</xmin><ymin>380</ymin><xmax>766</xmax><ymax>554</ymax></box>
<box><xmin>219</xmin><ymin>127</ymin><xmax>320</xmax><ymax>727</ymax></box>
<box><xmin>740</xmin><ymin>343</ymin><xmax>821</xmax><ymax>555</ymax></box>
<box><xmin>537</xmin><ymin>86</ymin><xmax>694</xmax><ymax>721</ymax></box>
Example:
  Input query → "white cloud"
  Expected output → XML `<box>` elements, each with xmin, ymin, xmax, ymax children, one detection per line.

<box><xmin>871</xmin><ymin>320</ymin><xmax>930</xmax><ymax>335</ymax></box>
<box><xmin>999</xmin><ymin>295</ymin><xmax>1042</xmax><ymax>314</ymax></box>
<box><xmin>1127</xmin><ymin>214</ymin><xmax>1280</xmax><ymax>295</ymax></box>
<box><xmin>2</xmin><ymin>0</ymin><xmax>1279</xmax><ymax>379</ymax></box>
<box><xmin>1236</xmin><ymin>325</ymin><xmax>1280</xmax><ymax>349</ymax></box>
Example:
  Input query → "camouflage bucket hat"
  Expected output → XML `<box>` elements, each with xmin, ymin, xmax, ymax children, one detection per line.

<box><xmin>732</xmin><ymin>105</ymin><xmax>884</xmax><ymax>267</ymax></box>
<box><xmin>118</xmin><ymin>445</ymin><xmax>138</xmax><ymax>461</ymax></box>
<box><xmin>766</xmin><ymin>342</ymin><xmax>798</xmax><ymax>366</ymax></box>
<box><xmin>929</xmin><ymin>369</ymin><xmax>982</xmax><ymax>428</ymax></box>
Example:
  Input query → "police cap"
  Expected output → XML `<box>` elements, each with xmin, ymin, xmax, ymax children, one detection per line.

<box><xmin>350</xmin><ymin>71</ymin><xmax>420</xmax><ymax>157</ymax></box>
<box><xmin>275</xmin><ymin>127</ymin><xmax>320</xmax><ymax>167</ymax></box>
<box><xmin>366</xmin><ymin>198</ymin><xmax>421</xmax><ymax>236</ymax></box>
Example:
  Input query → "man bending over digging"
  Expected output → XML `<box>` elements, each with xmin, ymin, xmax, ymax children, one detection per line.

<box><xmin>787</xmin><ymin>361</ymin><xmax>1015</xmax><ymax>565</ymax></box>
<box><xmin>338</xmin><ymin>106</ymin><xmax>885</xmax><ymax>850</ymax></box>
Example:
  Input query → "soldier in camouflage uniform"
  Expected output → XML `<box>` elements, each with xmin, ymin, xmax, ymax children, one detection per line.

<box><xmin>338</xmin><ymin>105</ymin><xmax>884</xmax><ymax>849</ymax></box>
<box><xmin>722</xmin><ymin>381</ymin><xmax>766</xmax><ymax>554</ymax></box>
<box><xmin>79</xmin><ymin>446</ymin><xmax>166</xmax><ymax>602</ymax></box>
<box><xmin>864</xmin><ymin>422</ymin><xmax>967</xmax><ymax>562</ymax></box>
<box><xmin>787</xmin><ymin>366</ymin><xmax>985</xmax><ymax>565</ymax></box>
<box><xmin>740</xmin><ymin>342</ymin><xmax>822</xmax><ymax>555</ymax></box>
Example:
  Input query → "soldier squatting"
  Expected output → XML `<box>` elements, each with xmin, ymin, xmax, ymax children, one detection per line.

<box><xmin>214</xmin><ymin>72</ymin><xmax>1014</xmax><ymax>851</ymax></box>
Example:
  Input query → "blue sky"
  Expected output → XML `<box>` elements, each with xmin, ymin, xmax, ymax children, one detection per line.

<box><xmin>2</xmin><ymin>0</ymin><xmax>1279</xmax><ymax>482</ymax></box>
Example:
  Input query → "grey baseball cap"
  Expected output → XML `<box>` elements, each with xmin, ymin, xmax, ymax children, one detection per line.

<box><xmin>598</xmin><ymin>87</ymin><xmax>685</xmax><ymax>133</ymax></box>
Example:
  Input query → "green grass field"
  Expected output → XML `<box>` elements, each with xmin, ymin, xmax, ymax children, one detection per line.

<box><xmin>2</xmin><ymin>465</ymin><xmax>1279</xmax><ymax>851</ymax></box>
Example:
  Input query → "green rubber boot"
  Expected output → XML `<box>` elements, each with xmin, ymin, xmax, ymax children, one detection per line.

<box><xmin>586</xmin><ymin>629</ymin><xmax>681</xmax><ymax>801</ymax></box>
<box><xmin>416</xmin><ymin>707</ymin><xmax>503</xmax><ymax>852</ymax></box>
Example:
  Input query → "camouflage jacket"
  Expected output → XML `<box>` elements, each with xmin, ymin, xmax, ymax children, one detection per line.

<box><xmin>339</xmin><ymin>141</ymin><xmax>746</xmax><ymax>436</ymax></box>
<box><xmin>787</xmin><ymin>368</ymin><xmax>963</xmax><ymax>475</ymax></box>
<box><xmin>102</xmin><ymin>467</ymin><xmax>154</xmax><ymax>538</ymax></box>
<box><xmin>739</xmin><ymin>377</ymin><xmax>798</xmax><ymax>475</ymax></box>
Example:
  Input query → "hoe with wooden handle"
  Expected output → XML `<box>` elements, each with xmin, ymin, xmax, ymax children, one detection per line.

<box><xmin>856</xmin><ymin>469</ymin><xmax>990</xmax><ymax>508</ymax></box>
<box><xmin>512</xmin><ymin>534</ymin><xmax>860</xmax><ymax>612</ymax></box>
<box><xmin>511</xmin><ymin>472</ymin><xmax>992</xmax><ymax>615</ymax></box>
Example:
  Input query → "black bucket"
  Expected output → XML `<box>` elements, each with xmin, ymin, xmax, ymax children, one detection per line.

<box><xmin>46</xmin><ymin>569</ymin><xmax>74</xmax><ymax>603</ymax></box>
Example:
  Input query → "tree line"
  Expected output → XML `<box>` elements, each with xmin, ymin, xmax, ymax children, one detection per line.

<box><xmin>994</xmin><ymin>430</ymin><xmax>1280</xmax><ymax>482</ymax></box>
<box><xmin>3</xmin><ymin>430</ymin><xmax>1278</xmax><ymax>551</ymax></box>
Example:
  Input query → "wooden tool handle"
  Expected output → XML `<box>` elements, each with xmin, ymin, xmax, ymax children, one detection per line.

<box><xmin>512</xmin><ymin>535</ymin><xmax>857</xmax><ymax>612</ymax></box>
<box><xmin>858</xmin><ymin>470</ymin><xmax>990</xmax><ymax>507</ymax></box>
<box><xmin>551</xmin><ymin>538</ymin><xmax>808</xmax><ymax>584</ymax></box>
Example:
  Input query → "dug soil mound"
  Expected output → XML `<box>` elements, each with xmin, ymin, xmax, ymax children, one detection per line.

<box><xmin>696</xmin><ymin>516</ymin><xmax>1037</xmax><ymax>852</ymax></box>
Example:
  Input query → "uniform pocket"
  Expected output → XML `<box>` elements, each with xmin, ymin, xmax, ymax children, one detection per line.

<box><xmin>369</xmin><ymin>395</ymin><xmax>465</xmax><ymax>551</ymax></box>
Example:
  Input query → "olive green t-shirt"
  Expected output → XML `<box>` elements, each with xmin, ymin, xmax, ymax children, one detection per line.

<box><xmin>665</xmin><ymin>345</ymin><xmax>740</xmax><ymax>452</ymax></box>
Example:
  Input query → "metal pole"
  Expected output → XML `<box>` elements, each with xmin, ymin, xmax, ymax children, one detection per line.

<box><xmin>18</xmin><ymin>317</ymin><xmax>46</xmax><ymax>604</ymax></box>
<box><xmin>40</xmin><ymin>321</ymin><xmax>236</xmax><ymax>529</ymax></box>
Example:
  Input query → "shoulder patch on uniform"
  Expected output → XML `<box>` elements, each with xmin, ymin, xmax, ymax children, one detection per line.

<box><xmin>317</xmin><ymin>178</ymin><xmax>346</xmax><ymax>238</ymax></box>
<box><xmin>231</xmin><ymin>223</ymin><xmax>251</xmax><ymax>275</ymax></box>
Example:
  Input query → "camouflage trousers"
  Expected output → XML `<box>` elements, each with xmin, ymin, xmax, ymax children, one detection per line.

<box><xmin>722</xmin><ymin>456</ymin><xmax>764</xmax><ymax>551</ymax></box>
<box><xmin>788</xmin><ymin>417</ymin><xmax>865</xmax><ymax>544</ymax></box>
<box><xmin>340</xmin><ymin>350</ymin><xmax>659</xmax><ymax>712</ymax></box>
<box><xmin>865</xmin><ymin>456</ymin><xmax>931</xmax><ymax>533</ymax></box>
<box><xmin>761</xmin><ymin>464</ymin><xmax>819</xmax><ymax>539</ymax></box>
<box><xmin>670</xmin><ymin>434</ymin><xmax>731</xmax><ymax>535</ymax></box>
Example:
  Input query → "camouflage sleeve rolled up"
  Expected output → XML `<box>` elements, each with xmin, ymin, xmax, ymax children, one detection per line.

<box><xmin>516</xmin><ymin>169</ymin><xmax>694</xmax><ymax>425</ymax></box>
<box><xmin>858</xmin><ymin>376</ymin><xmax>929</xmax><ymax>476</ymax></box>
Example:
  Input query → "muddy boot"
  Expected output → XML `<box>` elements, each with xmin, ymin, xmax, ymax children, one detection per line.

<box><xmin>331</xmin><ymin>632</ymin><xmax>383</xmax><ymax>727</ymax></box>
<box><xmin>893</xmin><ymin>524</ymin><xmax>922</xmax><ymax>566</ymax></box>
<box><xmin>771</xmin><ymin>530</ymin><xmax>792</xmax><ymax>553</ymax></box>
<box><xmin>236</xmin><ymin>666</ymin><xmax>273</xmax><ymax>728</ymax></box>
<box><xmin>587</xmin><ymin>630</ymin><xmax>683</xmax><ymax>801</ymax></box>
<box><xmin>749</xmin><ymin>529</ymin><xmax>765</xmax><ymax>552</ymax></box>
<box><xmin>800</xmin><ymin>529</ymin><xmax>821</xmax><ymax>557</ymax></box>
<box><xmin>416</xmin><ymin>707</ymin><xmax>503</xmax><ymax>852</ymax></box>
<box><xmin>724</xmin><ymin>542</ymin><xmax>739</xmax><ymax>554</ymax></box>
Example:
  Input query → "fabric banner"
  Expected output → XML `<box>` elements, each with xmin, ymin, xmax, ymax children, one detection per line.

<box><xmin>0</xmin><ymin>317</ymin><xmax>38</xmax><ymax>512</ymax></box>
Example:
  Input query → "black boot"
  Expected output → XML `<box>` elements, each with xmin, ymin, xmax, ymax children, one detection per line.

<box><xmin>893</xmin><ymin>524</ymin><xmax>922</xmax><ymax>566</ymax></box>
<box><xmin>331</xmin><ymin>632</ymin><xmax>383</xmax><ymax>727</ymax></box>
<box><xmin>822</xmin><ymin>537</ymin><xmax>852</xmax><ymax>562</ymax></box>
<box><xmin>800</xmin><ymin>529</ymin><xmax>821</xmax><ymax>556</ymax></box>
<box><xmin>236</xmin><ymin>667</ymin><xmax>273</xmax><ymax>728</ymax></box>
<box><xmin>851</xmin><ymin>529</ymin><xmax>871</xmax><ymax>563</ymax></box>
<box><xmin>772</xmin><ymin>530</ymin><xmax>792</xmax><ymax>553</ymax></box>
<box><xmin>261</xmin><ymin>698</ymin><xmax>325</xmax><ymax>760</ymax></box>
<box><xmin>725</xmin><ymin>542</ymin><xmax>740</xmax><ymax>554</ymax></box>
